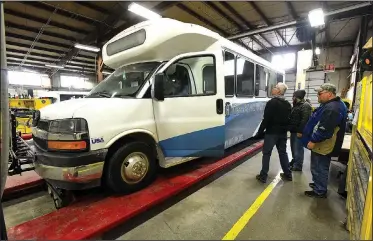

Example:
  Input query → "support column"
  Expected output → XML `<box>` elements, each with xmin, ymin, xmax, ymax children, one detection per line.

<box><xmin>51</xmin><ymin>73</ymin><xmax>61</xmax><ymax>90</ymax></box>
<box><xmin>1</xmin><ymin>2</ymin><xmax>9</xmax><ymax>239</ymax></box>
<box><xmin>97</xmin><ymin>55</ymin><xmax>103</xmax><ymax>83</ymax></box>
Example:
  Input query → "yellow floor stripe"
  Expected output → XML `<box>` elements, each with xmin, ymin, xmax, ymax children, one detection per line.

<box><xmin>222</xmin><ymin>172</ymin><xmax>282</xmax><ymax>240</ymax></box>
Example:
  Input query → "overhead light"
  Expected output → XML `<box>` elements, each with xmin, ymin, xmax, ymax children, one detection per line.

<box><xmin>102</xmin><ymin>71</ymin><xmax>113</xmax><ymax>75</ymax></box>
<box><xmin>74</xmin><ymin>43</ymin><xmax>101</xmax><ymax>52</ymax></box>
<box><xmin>45</xmin><ymin>64</ymin><xmax>64</xmax><ymax>69</ymax></box>
<box><xmin>128</xmin><ymin>3</ymin><xmax>161</xmax><ymax>20</ymax></box>
<box><xmin>308</xmin><ymin>8</ymin><xmax>325</xmax><ymax>27</ymax></box>
<box><xmin>315</xmin><ymin>47</ymin><xmax>321</xmax><ymax>55</ymax></box>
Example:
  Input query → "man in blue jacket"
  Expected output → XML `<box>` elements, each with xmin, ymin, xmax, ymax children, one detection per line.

<box><xmin>301</xmin><ymin>83</ymin><xmax>347</xmax><ymax>198</ymax></box>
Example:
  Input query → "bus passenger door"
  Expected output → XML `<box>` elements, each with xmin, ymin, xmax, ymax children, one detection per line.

<box><xmin>152</xmin><ymin>51</ymin><xmax>225</xmax><ymax>158</ymax></box>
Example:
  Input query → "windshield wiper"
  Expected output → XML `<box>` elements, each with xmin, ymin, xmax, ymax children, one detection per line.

<box><xmin>86</xmin><ymin>91</ymin><xmax>112</xmax><ymax>98</ymax></box>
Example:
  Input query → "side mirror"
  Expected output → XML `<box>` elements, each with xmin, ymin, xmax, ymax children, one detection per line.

<box><xmin>153</xmin><ymin>73</ymin><xmax>165</xmax><ymax>101</ymax></box>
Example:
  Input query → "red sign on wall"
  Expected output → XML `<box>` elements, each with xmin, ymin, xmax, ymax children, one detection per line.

<box><xmin>324</xmin><ymin>63</ymin><xmax>335</xmax><ymax>73</ymax></box>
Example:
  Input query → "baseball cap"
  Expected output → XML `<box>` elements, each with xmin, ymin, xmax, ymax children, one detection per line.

<box><xmin>314</xmin><ymin>83</ymin><xmax>336</xmax><ymax>94</ymax></box>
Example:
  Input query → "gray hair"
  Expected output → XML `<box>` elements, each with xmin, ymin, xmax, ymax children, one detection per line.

<box><xmin>276</xmin><ymin>82</ymin><xmax>288</xmax><ymax>95</ymax></box>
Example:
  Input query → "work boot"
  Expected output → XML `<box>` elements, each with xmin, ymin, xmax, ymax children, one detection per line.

<box><xmin>304</xmin><ymin>190</ymin><xmax>327</xmax><ymax>198</ymax></box>
<box><xmin>256</xmin><ymin>174</ymin><xmax>267</xmax><ymax>183</ymax></box>
<box><xmin>290</xmin><ymin>166</ymin><xmax>302</xmax><ymax>172</ymax></box>
<box><xmin>289</xmin><ymin>160</ymin><xmax>294</xmax><ymax>168</ymax></box>
<box><xmin>280</xmin><ymin>173</ymin><xmax>292</xmax><ymax>181</ymax></box>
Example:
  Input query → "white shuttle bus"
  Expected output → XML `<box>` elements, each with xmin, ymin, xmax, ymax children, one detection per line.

<box><xmin>32</xmin><ymin>18</ymin><xmax>285</xmax><ymax>195</ymax></box>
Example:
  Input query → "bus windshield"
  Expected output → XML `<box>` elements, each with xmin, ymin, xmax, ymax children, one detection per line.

<box><xmin>87</xmin><ymin>62</ymin><xmax>162</xmax><ymax>98</ymax></box>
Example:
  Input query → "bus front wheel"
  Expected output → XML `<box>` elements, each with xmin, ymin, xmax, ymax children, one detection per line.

<box><xmin>105</xmin><ymin>141</ymin><xmax>157</xmax><ymax>194</ymax></box>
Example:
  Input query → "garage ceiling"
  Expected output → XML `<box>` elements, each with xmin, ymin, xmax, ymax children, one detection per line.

<box><xmin>3</xmin><ymin>1</ymin><xmax>371</xmax><ymax>77</ymax></box>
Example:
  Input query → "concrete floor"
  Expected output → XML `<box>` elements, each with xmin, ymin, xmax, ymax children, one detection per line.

<box><xmin>2</xmin><ymin>143</ymin><xmax>349</xmax><ymax>240</ymax></box>
<box><xmin>114</xmin><ymin>146</ymin><xmax>349</xmax><ymax>240</ymax></box>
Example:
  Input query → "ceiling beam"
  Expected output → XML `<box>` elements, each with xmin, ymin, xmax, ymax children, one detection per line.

<box><xmin>4</xmin><ymin>9</ymin><xmax>90</xmax><ymax>34</ymax></box>
<box><xmin>7</xmin><ymin>54</ymin><xmax>95</xmax><ymax>68</ymax></box>
<box><xmin>7</xmin><ymin>50</ymin><xmax>58</xmax><ymax>61</ymax></box>
<box><xmin>6</xmin><ymin>40</ymin><xmax>66</xmax><ymax>55</ymax></box>
<box><xmin>176</xmin><ymin>3</ymin><xmax>258</xmax><ymax>52</ymax></box>
<box><xmin>6</xmin><ymin>32</ymin><xmax>71</xmax><ymax>49</ymax></box>
<box><xmin>7</xmin><ymin>50</ymin><xmax>94</xmax><ymax>65</ymax></box>
<box><xmin>285</xmin><ymin>1</ymin><xmax>298</xmax><ymax>20</ymax></box>
<box><xmin>177</xmin><ymin>3</ymin><xmax>228</xmax><ymax>35</ymax></box>
<box><xmin>218</xmin><ymin>1</ymin><xmax>274</xmax><ymax>49</ymax></box>
<box><xmin>248</xmin><ymin>1</ymin><xmax>289</xmax><ymax>46</ymax></box>
<box><xmin>5</xmin><ymin>21</ymin><xmax>78</xmax><ymax>42</ymax></box>
<box><xmin>6</xmin><ymin>41</ymin><xmax>95</xmax><ymax>60</ymax></box>
<box><xmin>257</xmin><ymin>40</ymin><xmax>354</xmax><ymax>55</ymax></box>
<box><xmin>229</xmin><ymin>2</ymin><xmax>372</xmax><ymax>40</ymax></box>
<box><xmin>153</xmin><ymin>1</ymin><xmax>179</xmax><ymax>12</ymax></box>
<box><xmin>100</xmin><ymin>2</ymin><xmax>180</xmax><ymax>44</ymax></box>
<box><xmin>20</xmin><ymin>2</ymin><xmax>98</xmax><ymax>26</ymax></box>
<box><xmin>7</xmin><ymin>63</ymin><xmax>97</xmax><ymax>75</ymax></box>
<box><xmin>8</xmin><ymin>59</ymin><xmax>96</xmax><ymax>72</ymax></box>
<box><xmin>204</xmin><ymin>2</ymin><xmax>270</xmax><ymax>51</ymax></box>
<box><xmin>49</xmin><ymin>2</ymin><xmax>139</xmax><ymax>76</ymax></box>
<box><xmin>74</xmin><ymin>2</ymin><xmax>110</xmax><ymax>15</ymax></box>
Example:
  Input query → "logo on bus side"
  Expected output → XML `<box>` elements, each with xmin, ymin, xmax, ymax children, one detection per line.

<box><xmin>91</xmin><ymin>137</ymin><xmax>104</xmax><ymax>144</ymax></box>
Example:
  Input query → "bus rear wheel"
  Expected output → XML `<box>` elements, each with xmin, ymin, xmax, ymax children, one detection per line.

<box><xmin>105</xmin><ymin>141</ymin><xmax>157</xmax><ymax>194</ymax></box>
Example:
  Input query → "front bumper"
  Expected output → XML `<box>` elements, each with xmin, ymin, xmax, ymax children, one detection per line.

<box><xmin>34</xmin><ymin>162</ymin><xmax>104</xmax><ymax>183</ymax></box>
<box><xmin>32</xmin><ymin>141</ymin><xmax>108</xmax><ymax>189</ymax></box>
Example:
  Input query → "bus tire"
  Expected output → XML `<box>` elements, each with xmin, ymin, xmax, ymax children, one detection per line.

<box><xmin>105</xmin><ymin>141</ymin><xmax>157</xmax><ymax>194</ymax></box>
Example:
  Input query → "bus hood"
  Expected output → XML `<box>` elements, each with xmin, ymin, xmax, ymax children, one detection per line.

<box><xmin>39</xmin><ymin>98</ymin><xmax>141</xmax><ymax>120</ymax></box>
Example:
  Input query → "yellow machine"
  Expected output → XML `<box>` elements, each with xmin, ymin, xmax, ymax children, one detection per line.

<box><xmin>9</xmin><ymin>98</ymin><xmax>52</xmax><ymax>134</ymax></box>
<box><xmin>9</xmin><ymin>98</ymin><xmax>52</xmax><ymax>110</ymax></box>
<box><xmin>346</xmin><ymin>71</ymin><xmax>372</xmax><ymax>240</ymax></box>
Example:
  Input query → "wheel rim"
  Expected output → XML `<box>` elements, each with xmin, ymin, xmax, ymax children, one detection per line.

<box><xmin>121</xmin><ymin>152</ymin><xmax>149</xmax><ymax>184</ymax></box>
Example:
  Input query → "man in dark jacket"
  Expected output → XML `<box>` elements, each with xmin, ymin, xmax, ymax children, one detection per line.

<box><xmin>288</xmin><ymin>90</ymin><xmax>312</xmax><ymax>171</ymax></box>
<box><xmin>301</xmin><ymin>83</ymin><xmax>347</xmax><ymax>198</ymax></box>
<box><xmin>255</xmin><ymin>82</ymin><xmax>292</xmax><ymax>183</ymax></box>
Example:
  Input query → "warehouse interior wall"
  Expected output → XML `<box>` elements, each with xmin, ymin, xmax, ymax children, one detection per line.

<box><xmin>268</xmin><ymin>46</ymin><xmax>354</xmax><ymax>96</ymax></box>
<box><xmin>318</xmin><ymin>46</ymin><xmax>353</xmax><ymax>97</ymax></box>
<box><xmin>51</xmin><ymin>72</ymin><xmax>97</xmax><ymax>91</ymax></box>
<box><xmin>8</xmin><ymin>71</ymin><xmax>97</xmax><ymax>97</ymax></box>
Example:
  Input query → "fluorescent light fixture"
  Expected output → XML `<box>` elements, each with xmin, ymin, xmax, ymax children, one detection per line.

<box><xmin>308</xmin><ymin>8</ymin><xmax>325</xmax><ymax>27</ymax></box>
<box><xmin>315</xmin><ymin>47</ymin><xmax>321</xmax><ymax>55</ymax></box>
<box><xmin>128</xmin><ymin>3</ymin><xmax>161</xmax><ymax>20</ymax></box>
<box><xmin>102</xmin><ymin>71</ymin><xmax>113</xmax><ymax>75</ymax></box>
<box><xmin>74</xmin><ymin>43</ymin><xmax>100</xmax><ymax>52</ymax></box>
<box><xmin>45</xmin><ymin>64</ymin><xmax>64</xmax><ymax>69</ymax></box>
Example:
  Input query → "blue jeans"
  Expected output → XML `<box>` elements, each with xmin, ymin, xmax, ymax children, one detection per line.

<box><xmin>290</xmin><ymin>133</ymin><xmax>305</xmax><ymax>169</ymax></box>
<box><xmin>260</xmin><ymin>133</ymin><xmax>291</xmax><ymax>179</ymax></box>
<box><xmin>310</xmin><ymin>151</ymin><xmax>331</xmax><ymax>194</ymax></box>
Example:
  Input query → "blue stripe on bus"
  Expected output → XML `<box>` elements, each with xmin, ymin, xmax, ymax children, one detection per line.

<box><xmin>159</xmin><ymin>101</ymin><xmax>266</xmax><ymax>157</ymax></box>
<box><xmin>159</xmin><ymin>125</ymin><xmax>225</xmax><ymax>157</ymax></box>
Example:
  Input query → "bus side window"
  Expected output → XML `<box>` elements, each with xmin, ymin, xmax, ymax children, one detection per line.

<box><xmin>163</xmin><ymin>55</ymin><xmax>216</xmax><ymax>97</ymax></box>
<box><xmin>236</xmin><ymin>57</ymin><xmax>254</xmax><ymax>97</ymax></box>
<box><xmin>267</xmin><ymin>70</ymin><xmax>277</xmax><ymax>97</ymax></box>
<box><xmin>277</xmin><ymin>74</ymin><xmax>284</xmax><ymax>83</ymax></box>
<box><xmin>202</xmin><ymin>65</ymin><xmax>215</xmax><ymax>94</ymax></box>
<box><xmin>224</xmin><ymin>51</ymin><xmax>235</xmax><ymax>96</ymax></box>
<box><xmin>255</xmin><ymin>65</ymin><xmax>267</xmax><ymax>97</ymax></box>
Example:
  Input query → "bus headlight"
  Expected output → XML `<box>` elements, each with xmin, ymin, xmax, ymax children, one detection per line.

<box><xmin>47</xmin><ymin>118</ymin><xmax>90</xmax><ymax>151</ymax></box>
<box><xmin>49</xmin><ymin>118</ymin><xmax>88</xmax><ymax>133</ymax></box>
